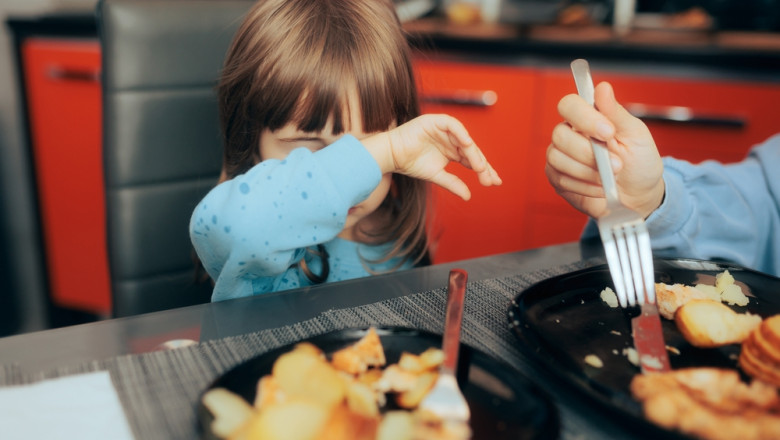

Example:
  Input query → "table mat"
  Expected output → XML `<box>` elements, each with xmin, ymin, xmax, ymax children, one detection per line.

<box><xmin>0</xmin><ymin>259</ymin><xmax>606</xmax><ymax>440</ymax></box>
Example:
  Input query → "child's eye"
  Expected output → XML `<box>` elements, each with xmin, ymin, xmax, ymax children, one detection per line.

<box><xmin>292</xmin><ymin>140</ymin><xmax>326</xmax><ymax>153</ymax></box>
<box><xmin>286</xmin><ymin>138</ymin><xmax>325</xmax><ymax>152</ymax></box>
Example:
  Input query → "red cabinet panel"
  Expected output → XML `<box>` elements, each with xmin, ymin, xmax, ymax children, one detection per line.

<box><xmin>22</xmin><ymin>38</ymin><xmax>111</xmax><ymax>315</ymax></box>
<box><xmin>415</xmin><ymin>58</ymin><xmax>538</xmax><ymax>263</ymax></box>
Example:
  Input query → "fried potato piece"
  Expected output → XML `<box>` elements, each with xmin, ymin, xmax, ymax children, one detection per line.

<box><xmin>376</xmin><ymin>411</ymin><xmax>415</xmax><ymax>440</ymax></box>
<box><xmin>396</xmin><ymin>371</ymin><xmax>438</xmax><ymax>409</ymax></box>
<box><xmin>242</xmin><ymin>398</ymin><xmax>331</xmax><ymax>440</ymax></box>
<box><xmin>345</xmin><ymin>380</ymin><xmax>380</xmax><ymax>418</ymax></box>
<box><xmin>201</xmin><ymin>388</ymin><xmax>255</xmax><ymax>439</ymax></box>
<box><xmin>319</xmin><ymin>402</ymin><xmax>379</xmax><ymax>440</ymax></box>
<box><xmin>398</xmin><ymin>348</ymin><xmax>445</xmax><ymax>374</ymax></box>
<box><xmin>375</xmin><ymin>364</ymin><xmax>418</xmax><ymax>394</ymax></box>
<box><xmin>254</xmin><ymin>375</ymin><xmax>284</xmax><ymax>409</ymax></box>
<box><xmin>357</xmin><ymin>367</ymin><xmax>384</xmax><ymax>386</ymax></box>
<box><xmin>675</xmin><ymin>299</ymin><xmax>761</xmax><ymax>347</ymax></box>
<box><xmin>273</xmin><ymin>344</ymin><xmax>345</xmax><ymax>407</ymax></box>
<box><xmin>331</xmin><ymin>328</ymin><xmax>386</xmax><ymax>375</ymax></box>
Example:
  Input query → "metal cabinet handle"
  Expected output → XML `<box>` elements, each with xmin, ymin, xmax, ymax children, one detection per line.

<box><xmin>625</xmin><ymin>103</ymin><xmax>745</xmax><ymax>129</ymax></box>
<box><xmin>47</xmin><ymin>66</ymin><xmax>101</xmax><ymax>83</ymax></box>
<box><xmin>421</xmin><ymin>90</ymin><xmax>498</xmax><ymax>107</ymax></box>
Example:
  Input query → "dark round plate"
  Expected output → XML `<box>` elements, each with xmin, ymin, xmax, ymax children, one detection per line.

<box><xmin>508</xmin><ymin>258</ymin><xmax>780</xmax><ymax>439</ymax></box>
<box><xmin>197</xmin><ymin>327</ymin><xmax>559</xmax><ymax>440</ymax></box>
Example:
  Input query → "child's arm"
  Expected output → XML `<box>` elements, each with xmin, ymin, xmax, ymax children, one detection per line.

<box><xmin>361</xmin><ymin>114</ymin><xmax>502</xmax><ymax>201</ymax></box>
<box><xmin>190</xmin><ymin>136</ymin><xmax>381</xmax><ymax>299</ymax></box>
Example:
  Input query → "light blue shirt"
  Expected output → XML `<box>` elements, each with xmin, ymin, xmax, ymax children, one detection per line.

<box><xmin>584</xmin><ymin>134</ymin><xmax>780</xmax><ymax>276</ymax></box>
<box><xmin>190</xmin><ymin>135</ymin><xmax>414</xmax><ymax>301</ymax></box>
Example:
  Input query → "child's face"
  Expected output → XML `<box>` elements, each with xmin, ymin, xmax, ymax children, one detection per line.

<box><xmin>258</xmin><ymin>99</ymin><xmax>393</xmax><ymax>241</ymax></box>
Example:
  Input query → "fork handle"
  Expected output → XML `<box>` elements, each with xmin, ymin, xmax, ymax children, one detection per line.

<box><xmin>442</xmin><ymin>269</ymin><xmax>468</xmax><ymax>375</ymax></box>
<box><xmin>571</xmin><ymin>59</ymin><xmax>621</xmax><ymax>206</ymax></box>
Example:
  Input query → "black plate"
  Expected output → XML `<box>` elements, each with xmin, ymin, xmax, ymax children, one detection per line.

<box><xmin>508</xmin><ymin>258</ymin><xmax>780</xmax><ymax>438</ymax></box>
<box><xmin>197</xmin><ymin>327</ymin><xmax>559</xmax><ymax>440</ymax></box>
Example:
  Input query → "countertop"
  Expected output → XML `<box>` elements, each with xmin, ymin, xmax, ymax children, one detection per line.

<box><xmin>404</xmin><ymin>17</ymin><xmax>780</xmax><ymax>81</ymax></box>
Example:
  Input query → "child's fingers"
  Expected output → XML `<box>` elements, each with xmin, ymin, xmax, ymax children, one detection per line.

<box><xmin>456</xmin><ymin>143</ymin><xmax>502</xmax><ymax>187</ymax></box>
<box><xmin>557</xmin><ymin>93</ymin><xmax>615</xmax><ymax>142</ymax></box>
<box><xmin>437</xmin><ymin>117</ymin><xmax>502</xmax><ymax>187</ymax></box>
<box><xmin>478</xmin><ymin>162</ymin><xmax>502</xmax><ymax>186</ymax></box>
<box><xmin>429</xmin><ymin>170</ymin><xmax>472</xmax><ymax>201</ymax></box>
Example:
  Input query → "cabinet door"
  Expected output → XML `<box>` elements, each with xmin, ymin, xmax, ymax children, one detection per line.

<box><xmin>415</xmin><ymin>58</ymin><xmax>537</xmax><ymax>263</ymax></box>
<box><xmin>525</xmin><ymin>69</ymin><xmax>588</xmax><ymax>249</ymax></box>
<box><xmin>22</xmin><ymin>38</ymin><xmax>110</xmax><ymax>315</ymax></box>
<box><xmin>527</xmin><ymin>66</ymin><xmax>780</xmax><ymax>249</ymax></box>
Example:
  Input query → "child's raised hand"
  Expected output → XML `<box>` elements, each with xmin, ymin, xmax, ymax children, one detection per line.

<box><xmin>545</xmin><ymin>81</ymin><xmax>665</xmax><ymax>219</ymax></box>
<box><xmin>363</xmin><ymin>114</ymin><xmax>502</xmax><ymax>200</ymax></box>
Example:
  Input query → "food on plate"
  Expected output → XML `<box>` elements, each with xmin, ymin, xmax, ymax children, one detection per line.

<box><xmin>675</xmin><ymin>299</ymin><xmax>761</xmax><ymax>348</ymax></box>
<box><xmin>202</xmin><ymin>327</ymin><xmax>471</xmax><ymax>440</ymax></box>
<box><xmin>593</xmin><ymin>268</ymin><xmax>780</xmax><ymax>439</ymax></box>
<box><xmin>331</xmin><ymin>328</ymin><xmax>386</xmax><ymax>374</ymax></box>
<box><xmin>715</xmin><ymin>270</ymin><xmax>750</xmax><ymax>306</ymax></box>
<box><xmin>740</xmin><ymin>315</ymin><xmax>780</xmax><ymax>387</ymax></box>
<box><xmin>656</xmin><ymin>282</ymin><xmax>713</xmax><ymax>320</ymax></box>
<box><xmin>646</xmin><ymin>271</ymin><xmax>758</xmax><ymax>347</ymax></box>
<box><xmin>584</xmin><ymin>354</ymin><xmax>604</xmax><ymax>368</ymax></box>
<box><xmin>201</xmin><ymin>387</ymin><xmax>256</xmax><ymax>439</ymax></box>
<box><xmin>599</xmin><ymin>287</ymin><xmax>619</xmax><ymax>308</ymax></box>
<box><xmin>622</xmin><ymin>347</ymin><xmax>640</xmax><ymax>366</ymax></box>
<box><xmin>654</xmin><ymin>269</ymin><xmax>749</xmax><ymax>319</ymax></box>
<box><xmin>630</xmin><ymin>368</ymin><xmax>780</xmax><ymax>440</ymax></box>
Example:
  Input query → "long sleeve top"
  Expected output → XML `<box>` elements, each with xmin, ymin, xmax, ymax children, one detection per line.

<box><xmin>190</xmin><ymin>135</ymin><xmax>414</xmax><ymax>301</ymax></box>
<box><xmin>583</xmin><ymin>134</ymin><xmax>780</xmax><ymax>277</ymax></box>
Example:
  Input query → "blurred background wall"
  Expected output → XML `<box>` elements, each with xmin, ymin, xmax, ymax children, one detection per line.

<box><xmin>0</xmin><ymin>0</ymin><xmax>97</xmax><ymax>336</ymax></box>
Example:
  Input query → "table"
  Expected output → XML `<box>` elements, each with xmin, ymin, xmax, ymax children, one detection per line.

<box><xmin>0</xmin><ymin>240</ymin><xmax>648</xmax><ymax>440</ymax></box>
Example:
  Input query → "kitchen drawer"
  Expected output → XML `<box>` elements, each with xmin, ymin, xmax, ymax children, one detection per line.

<box><xmin>21</xmin><ymin>37</ymin><xmax>111</xmax><ymax>315</ymax></box>
<box><xmin>415</xmin><ymin>58</ymin><xmax>538</xmax><ymax>263</ymax></box>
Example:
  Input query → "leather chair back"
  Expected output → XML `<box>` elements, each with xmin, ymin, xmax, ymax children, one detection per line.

<box><xmin>97</xmin><ymin>0</ymin><xmax>253</xmax><ymax>317</ymax></box>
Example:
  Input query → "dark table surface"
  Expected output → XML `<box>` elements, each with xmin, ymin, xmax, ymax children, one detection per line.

<box><xmin>0</xmin><ymin>241</ymin><xmax>595</xmax><ymax>372</ymax></box>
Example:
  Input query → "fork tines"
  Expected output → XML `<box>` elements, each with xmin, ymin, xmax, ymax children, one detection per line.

<box><xmin>600</xmin><ymin>219</ymin><xmax>655</xmax><ymax>308</ymax></box>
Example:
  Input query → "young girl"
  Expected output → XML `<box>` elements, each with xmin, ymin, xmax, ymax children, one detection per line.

<box><xmin>190</xmin><ymin>0</ymin><xmax>502</xmax><ymax>301</ymax></box>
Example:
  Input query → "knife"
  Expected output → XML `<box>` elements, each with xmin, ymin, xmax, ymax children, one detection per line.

<box><xmin>632</xmin><ymin>302</ymin><xmax>671</xmax><ymax>374</ymax></box>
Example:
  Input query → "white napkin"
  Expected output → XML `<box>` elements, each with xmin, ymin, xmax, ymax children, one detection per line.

<box><xmin>0</xmin><ymin>370</ymin><xmax>134</xmax><ymax>440</ymax></box>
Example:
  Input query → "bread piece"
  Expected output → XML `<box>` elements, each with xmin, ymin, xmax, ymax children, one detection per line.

<box><xmin>740</xmin><ymin>338</ymin><xmax>780</xmax><ymax>387</ymax></box>
<box><xmin>754</xmin><ymin>323</ymin><xmax>780</xmax><ymax>365</ymax></box>
<box><xmin>674</xmin><ymin>299</ymin><xmax>761</xmax><ymax>347</ymax></box>
<box><xmin>760</xmin><ymin>315</ymin><xmax>780</xmax><ymax>349</ymax></box>
<box><xmin>656</xmin><ymin>283</ymin><xmax>711</xmax><ymax>320</ymax></box>
<box><xmin>739</xmin><ymin>315</ymin><xmax>780</xmax><ymax>387</ymax></box>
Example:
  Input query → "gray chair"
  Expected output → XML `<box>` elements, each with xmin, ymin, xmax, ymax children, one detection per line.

<box><xmin>97</xmin><ymin>0</ymin><xmax>253</xmax><ymax>317</ymax></box>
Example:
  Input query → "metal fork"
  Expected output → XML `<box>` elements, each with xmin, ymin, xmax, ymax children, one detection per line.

<box><xmin>570</xmin><ymin>59</ymin><xmax>656</xmax><ymax>309</ymax></box>
<box><xmin>419</xmin><ymin>268</ymin><xmax>470</xmax><ymax>422</ymax></box>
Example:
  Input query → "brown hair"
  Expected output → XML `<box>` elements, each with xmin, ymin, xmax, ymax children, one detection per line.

<box><xmin>216</xmin><ymin>0</ymin><xmax>430</xmax><ymax>279</ymax></box>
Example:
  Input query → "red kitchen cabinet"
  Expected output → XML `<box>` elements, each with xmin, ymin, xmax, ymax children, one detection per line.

<box><xmin>21</xmin><ymin>38</ymin><xmax>111</xmax><ymax>315</ymax></box>
<box><xmin>414</xmin><ymin>58</ymin><xmax>538</xmax><ymax>263</ymax></box>
<box><xmin>526</xmin><ymin>66</ymin><xmax>780</xmax><ymax>249</ymax></box>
